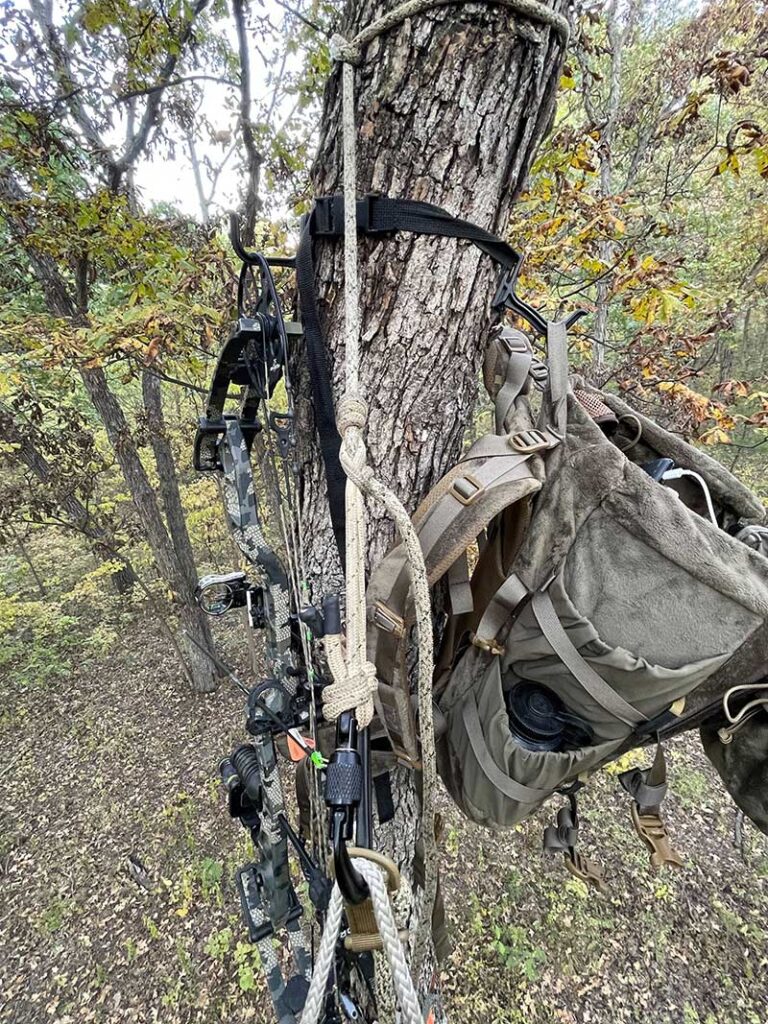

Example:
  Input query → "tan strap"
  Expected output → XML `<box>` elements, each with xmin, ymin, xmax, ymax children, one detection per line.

<box><xmin>447</xmin><ymin>551</ymin><xmax>473</xmax><ymax>615</ymax></box>
<box><xmin>545</xmin><ymin>320</ymin><xmax>569</xmax><ymax>436</ymax></box>
<box><xmin>531</xmin><ymin>588</ymin><xmax>646</xmax><ymax>728</ymax></box>
<box><xmin>416</xmin><ymin>456</ymin><xmax>534</xmax><ymax>560</ymax></box>
<box><xmin>472</xmin><ymin>573</ymin><xmax>528</xmax><ymax>648</ymax></box>
<box><xmin>495</xmin><ymin>344</ymin><xmax>533</xmax><ymax>433</ymax></box>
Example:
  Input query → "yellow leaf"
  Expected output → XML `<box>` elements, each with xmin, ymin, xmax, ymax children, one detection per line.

<box><xmin>698</xmin><ymin>427</ymin><xmax>731</xmax><ymax>445</ymax></box>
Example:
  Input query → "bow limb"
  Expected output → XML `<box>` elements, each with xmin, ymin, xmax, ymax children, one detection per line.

<box><xmin>219</xmin><ymin>418</ymin><xmax>299</xmax><ymax>693</ymax></box>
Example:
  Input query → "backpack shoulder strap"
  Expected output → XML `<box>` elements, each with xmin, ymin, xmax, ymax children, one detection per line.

<box><xmin>367</xmin><ymin>434</ymin><xmax>552</xmax><ymax>761</ymax></box>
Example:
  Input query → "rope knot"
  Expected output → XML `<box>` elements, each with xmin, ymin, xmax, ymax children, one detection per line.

<box><xmin>330</xmin><ymin>32</ymin><xmax>362</xmax><ymax>65</ymax></box>
<box><xmin>337</xmin><ymin>394</ymin><xmax>368</xmax><ymax>434</ymax></box>
<box><xmin>322</xmin><ymin>658</ymin><xmax>379</xmax><ymax>728</ymax></box>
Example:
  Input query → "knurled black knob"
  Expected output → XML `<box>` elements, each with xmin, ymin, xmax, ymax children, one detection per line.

<box><xmin>324</xmin><ymin>750</ymin><xmax>362</xmax><ymax>809</ymax></box>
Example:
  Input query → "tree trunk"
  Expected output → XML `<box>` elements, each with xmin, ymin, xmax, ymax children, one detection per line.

<box><xmin>141</xmin><ymin>369</ymin><xmax>201</xmax><ymax>589</ymax></box>
<box><xmin>299</xmin><ymin>0</ymin><xmax>567</xmax><ymax>1009</ymax></box>
<box><xmin>80</xmin><ymin>364</ymin><xmax>219</xmax><ymax>693</ymax></box>
<box><xmin>590</xmin><ymin>1</ymin><xmax>625</xmax><ymax>367</ymax></box>
<box><xmin>8</xmin><ymin>522</ymin><xmax>47</xmax><ymax>598</ymax></box>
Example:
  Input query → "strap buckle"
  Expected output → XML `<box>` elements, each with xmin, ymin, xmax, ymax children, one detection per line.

<box><xmin>630</xmin><ymin>804</ymin><xmax>684</xmax><ymax>870</ymax></box>
<box><xmin>312</xmin><ymin>195</ymin><xmax>345</xmax><ymax>237</ymax></box>
<box><xmin>469</xmin><ymin>631</ymin><xmax>505</xmax><ymax>656</ymax></box>
<box><xmin>449</xmin><ymin>474</ymin><xmax>484</xmax><ymax>506</ymax></box>
<box><xmin>543</xmin><ymin>801</ymin><xmax>608</xmax><ymax>893</ymax></box>
<box><xmin>564</xmin><ymin>851</ymin><xmax>608</xmax><ymax>893</ymax></box>
<box><xmin>498</xmin><ymin>326</ymin><xmax>531</xmax><ymax>354</ymax></box>
<box><xmin>357</xmin><ymin>194</ymin><xmax>394</xmax><ymax>235</ymax></box>
<box><xmin>371</xmin><ymin>602</ymin><xmax>406</xmax><ymax>638</ymax></box>
<box><xmin>529</xmin><ymin>359</ymin><xmax>549</xmax><ymax>390</ymax></box>
<box><xmin>509</xmin><ymin>428</ymin><xmax>560</xmax><ymax>454</ymax></box>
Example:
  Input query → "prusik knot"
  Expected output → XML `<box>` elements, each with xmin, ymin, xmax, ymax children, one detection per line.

<box><xmin>337</xmin><ymin>394</ymin><xmax>368</xmax><ymax>434</ymax></box>
<box><xmin>322</xmin><ymin>658</ymin><xmax>379</xmax><ymax>728</ymax></box>
<box><xmin>329</xmin><ymin>32</ymin><xmax>363</xmax><ymax>65</ymax></box>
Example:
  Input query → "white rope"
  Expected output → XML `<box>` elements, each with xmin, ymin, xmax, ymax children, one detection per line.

<box><xmin>300</xmin><ymin>884</ymin><xmax>345</xmax><ymax>1024</ymax></box>
<box><xmin>318</xmin><ymin>25</ymin><xmax>440</xmax><ymax>985</ymax></box>
<box><xmin>300</xmin><ymin>860</ymin><xmax>422</xmax><ymax>1024</ymax></box>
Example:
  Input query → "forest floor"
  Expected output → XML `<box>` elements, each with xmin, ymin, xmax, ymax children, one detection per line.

<box><xmin>1</xmin><ymin>620</ymin><xmax>767</xmax><ymax>1024</ymax></box>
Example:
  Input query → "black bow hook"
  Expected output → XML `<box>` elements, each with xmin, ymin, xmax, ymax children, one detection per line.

<box><xmin>492</xmin><ymin>257</ymin><xmax>588</xmax><ymax>336</ymax></box>
<box><xmin>327</xmin><ymin>711</ymin><xmax>370</xmax><ymax>905</ymax></box>
<box><xmin>229</xmin><ymin>212</ymin><xmax>296</xmax><ymax>269</ymax></box>
<box><xmin>321</xmin><ymin>596</ymin><xmax>373</xmax><ymax>906</ymax></box>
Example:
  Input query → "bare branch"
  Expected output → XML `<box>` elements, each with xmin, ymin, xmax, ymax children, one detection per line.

<box><xmin>273</xmin><ymin>0</ymin><xmax>328</xmax><ymax>37</ymax></box>
<box><xmin>232</xmin><ymin>0</ymin><xmax>264</xmax><ymax>245</ymax></box>
<box><xmin>116</xmin><ymin>74</ymin><xmax>238</xmax><ymax>102</ymax></box>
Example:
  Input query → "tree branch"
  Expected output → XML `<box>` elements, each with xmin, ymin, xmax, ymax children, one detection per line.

<box><xmin>116</xmin><ymin>74</ymin><xmax>238</xmax><ymax>102</ymax></box>
<box><xmin>112</xmin><ymin>0</ymin><xmax>212</xmax><ymax>189</ymax></box>
<box><xmin>232</xmin><ymin>0</ymin><xmax>264</xmax><ymax>246</ymax></box>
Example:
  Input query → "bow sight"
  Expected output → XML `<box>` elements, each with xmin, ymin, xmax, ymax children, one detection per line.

<box><xmin>195</xmin><ymin>571</ymin><xmax>266</xmax><ymax>621</ymax></box>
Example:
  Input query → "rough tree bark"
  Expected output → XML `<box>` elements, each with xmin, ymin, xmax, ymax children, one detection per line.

<box><xmin>298</xmin><ymin>0</ymin><xmax>568</xmax><ymax>1008</ymax></box>
<box><xmin>141</xmin><ymin>369</ymin><xmax>202</xmax><ymax>589</ymax></box>
<box><xmin>233</xmin><ymin>0</ymin><xmax>263</xmax><ymax>246</ymax></box>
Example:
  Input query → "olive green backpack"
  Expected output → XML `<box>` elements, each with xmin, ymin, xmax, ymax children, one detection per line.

<box><xmin>366</xmin><ymin>323</ymin><xmax>768</xmax><ymax>880</ymax></box>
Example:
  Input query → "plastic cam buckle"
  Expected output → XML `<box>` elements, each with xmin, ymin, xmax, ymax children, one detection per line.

<box><xmin>356</xmin><ymin>194</ymin><xmax>395</xmax><ymax>235</ymax></box>
<box><xmin>529</xmin><ymin>359</ymin><xmax>549</xmax><ymax>390</ymax></box>
<box><xmin>564</xmin><ymin>850</ymin><xmax>608</xmax><ymax>893</ymax></box>
<box><xmin>312</xmin><ymin>195</ymin><xmax>345</xmax><ymax>236</ymax></box>
<box><xmin>450</xmin><ymin>474</ymin><xmax>483</xmax><ymax>506</ymax></box>
<box><xmin>630</xmin><ymin>804</ymin><xmax>684</xmax><ymax>870</ymax></box>
<box><xmin>497</xmin><ymin>326</ymin><xmax>531</xmax><ymax>354</ymax></box>
<box><xmin>509</xmin><ymin>428</ymin><xmax>560</xmax><ymax>454</ymax></box>
<box><xmin>371</xmin><ymin>602</ymin><xmax>406</xmax><ymax>638</ymax></box>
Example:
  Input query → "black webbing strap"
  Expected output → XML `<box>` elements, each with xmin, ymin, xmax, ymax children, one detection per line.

<box><xmin>311</xmin><ymin>193</ymin><xmax>522</xmax><ymax>271</ymax></box>
<box><xmin>296</xmin><ymin>216</ymin><xmax>348</xmax><ymax>565</ymax></box>
<box><xmin>295</xmin><ymin>193</ymin><xmax>524</xmax><ymax>565</ymax></box>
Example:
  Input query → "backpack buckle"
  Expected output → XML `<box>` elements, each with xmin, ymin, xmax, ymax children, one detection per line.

<box><xmin>630</xmin><ymin>804</ymin><xmax>684</xmax><ymax>870</ymax></box>
<box><xmin>509</xmin><ymin>428</ymin><xmax>560</xmax><ymax>454</ymax></box>
<box><xmin>469</xmin><ymin>631</ymin><xmax>505</xmax><ymax>656</ymax></box>
<box><xmin>529</xmin><ymin>359</ymin><xmax>549</xmax><ymax>390</ymax></box>
<box><xmin>498</xmin><ymin>327</ymin><xmax>531</xmax><ymax>354</ymax></box>
<box><xmin>450</xmin><ymin>474</ymin><xmax>483</xmax><ymax>506</ymax></box>
<box><xmin>371</xmin><ymin>602</ymin><xmax>406</xmax><ymax>638</ymax></box>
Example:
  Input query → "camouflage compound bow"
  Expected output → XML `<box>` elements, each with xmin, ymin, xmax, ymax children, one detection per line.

<box><xmin>192</xmin><ymin>219</ymin><xmax>374</xmax><ymax>1024</ymax></box>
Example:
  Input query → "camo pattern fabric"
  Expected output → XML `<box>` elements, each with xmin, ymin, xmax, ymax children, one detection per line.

<box><xmin>243</xmin><ymin>732</ymin><xmax>311</xmax><ymax>1023</ymax></box>
<box><xmin>220</xmin><ymin>419</ymin><xmax>297</xmax><ymax>695</ymax></box>
<box><xmin>219</xmin><ymin>418</ymin><xmax>311</xmax><ymax>1022</ymax></box>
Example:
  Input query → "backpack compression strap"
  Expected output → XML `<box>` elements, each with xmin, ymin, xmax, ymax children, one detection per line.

<box><xmin>295</xmin><ymin>193</ymin><xmax>525</xmax><ymax>566</ymax></box>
